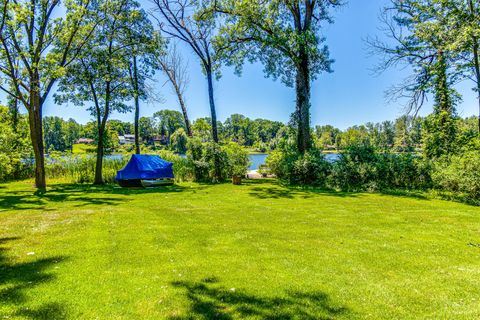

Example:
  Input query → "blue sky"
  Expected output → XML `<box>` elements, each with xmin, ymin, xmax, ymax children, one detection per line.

<box><xmin>38</xmin><ymin>0</ymin><xmax>479</xmax><ymax>129</ymax></box>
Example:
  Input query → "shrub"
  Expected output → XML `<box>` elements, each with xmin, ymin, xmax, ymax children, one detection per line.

<box><xmin>170</xmin><ymin>128</ymin><xmax>188</xmax><ymax>154</ymax></box>
<box><xmin>223</xmin><ymin>142</ymin><xmax>250</xmax><ymax>177</ymax></box>
<box><xmin>432</xmin><ymin>151</ymin><xmax>480</xmax><ymax>203</ymax></box>
<box><xmin>330</xmin><ymin>145</ymin><xmax>431</xmax><ymax>191</ymax></box>
<box><xmin>266</xmin><ymin>146</ymin><xmax>331</xmax><ymax>186</ymax></box>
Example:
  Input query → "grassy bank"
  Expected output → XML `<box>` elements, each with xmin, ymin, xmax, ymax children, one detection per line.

<box><xmin>0</xmin><ymin>179</ymin><xmax>479</xmax><ymax>319</ymax></box>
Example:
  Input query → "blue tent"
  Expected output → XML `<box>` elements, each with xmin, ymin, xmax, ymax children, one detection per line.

<box><xmin>116</xmin><ymin>155</ymin><xmax>174</xmax><ymax>186</ymax></box>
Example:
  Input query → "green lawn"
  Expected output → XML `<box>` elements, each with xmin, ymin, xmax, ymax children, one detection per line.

<box><xmin>1</xmin><ymin>179</ymin><xmax>479</xmax><ymax>319</ymax></box>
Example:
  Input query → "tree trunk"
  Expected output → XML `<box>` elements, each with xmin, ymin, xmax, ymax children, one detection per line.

<box><xmin>28</xmin><ymin>103</ymin><xmax>46</xmax><ymax>191</ymax></box>
<box><xmin>468</xmin><ymin>0</ymin><xmax>480</xmax><ymax>133</ymax></box>
<box><xmin>176</xmin><ymin>89</ymin><xmax>192</xmax><ymax>137</ymax></box>
<box><xmin>205</xmin><ymin>65</ymin><xmax>222</xmax><ymax>181</ymax></box>
<box><xmin>133</xmin><ymin>56</ymin><xmax>141</xmax><ymax>154</ymax></box>
<box><xmin>94</xmin><ymin>125</ymin><xmax>105</xmax><ymax>185</ymax></box>
<box><xmin>206</xmin><ymin>67</ymin><xmax>219</xmax><ymax>143</ymax></box>
<box><xmin>28</xmin><ymin>75</ymin><xmax>47</xmax><ymax>190</ymax></box>
<box><xmin>471</xmin><ymin>38</ymin><xmax>480</xmax><ymax>134</ymax></box>
<box><xmin>295</xmin><ymin>53</ymin><xmax>312</xmax><ymax>154</ymax></box>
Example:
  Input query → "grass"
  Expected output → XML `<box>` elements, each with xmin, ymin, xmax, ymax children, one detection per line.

<box><xmin>71</xmin><ymin>144</ymin><xmax>96</xmax><ymax>154</ymax></box>
<box><xmin>0</xmin><ymin>179</ymin><xmax>479</xmax><ymax>319</ymax></box>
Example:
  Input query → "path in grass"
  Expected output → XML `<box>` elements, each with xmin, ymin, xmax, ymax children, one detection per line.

<box><xmin>0</xmin><ymin>179</ymin><xmax>479</xmax><ymax>319</ymax></box>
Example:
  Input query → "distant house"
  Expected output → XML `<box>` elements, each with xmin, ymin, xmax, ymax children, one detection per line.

<box><xmin>76</xmin><ymin>138</ymin><xmax>94</xmax><ymax>145</ymax></box>
<box><xmin>119</xmin><ymin>134</ymin><xmax>136</xmax><ymax>145</ymax></box>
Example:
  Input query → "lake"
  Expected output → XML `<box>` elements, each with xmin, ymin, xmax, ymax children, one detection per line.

<box><xmin>248</xmin><ymin>153</ymin><xmax>340</xmax><ymax>170</ymax></box>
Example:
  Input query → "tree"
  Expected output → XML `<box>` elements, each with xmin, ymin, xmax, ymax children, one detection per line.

<box><xmin>153</xmin><ymin>0</ymin><xmax>221</xmax><ymax>142</ymax></box>
<box><xmin>438</xmin><ymin>0</ymin><xmax>480</xmax><ymax>132</ymax></box>
<box><xmin>123</xmin><ymin>8</ymin><xmax>162</xmax><ymax>154</ymax></box>
<box><xmin>153</xmin><ymin>109</ymin><xmax>186</xmax><ymax>142</ymax></box>
<box><xmin>0</xmin><ymin>105</ymin><xmax>31</xmax><ymax>181</ymax></box>
<box><xmin>170</xmin><ymin>128</ymin><xmax>188</xmax><ymax>153</ymax></box>
<box><xmin>213</xmin><ymin>0</ymin><xmax>341</xmax><ymax>153</ymax></box>
<box><xmin>44</xmin><ymin>117</ymin><xmax>67</xmax><ymax>152</ymax></box>
<box><xmin>55</xmin><ymin>0</ymin><xmax>144</xmax><ymax>184</ymax></box>
<box><xmin>139</xmin><ymin>116</ymin><xmax>156</xmax><ymax>145</ymax></box>
<box><xmin>369</xmin><ymin>0</ymin><xmax>458</xmax><ymax>115</ymax></box>
<box><xmin>0</xmin><ymin>0</ymin><xmax>95</xmax><ymax>189</ymax></box>
<box><xmin>158</xmin><ymin>43</ymin><xmax>193</xmax><ymax>137</ymax></box>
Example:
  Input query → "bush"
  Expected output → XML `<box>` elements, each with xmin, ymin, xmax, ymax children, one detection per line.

<box><xmin>266</xmin><ymin>146</ymin><xmax>331</xmax><ymax>186</ymax></box>
<box><xmin>330</xmin><ymin>145</ymin><xmax>431</xmax><ymax>191</ymax></box>
<box><xmin>223</xmin><ymin>142</ymin><xmax>250</xmax><ymax>177</ymax></box>
<box><xmin>170</xmin><ymin>128</ymin><xmax>188</xmax><ymax>154</ymax></box>
<box><xmin>186</xmin><ymin>139</ymin><xmax>250</xmax><ymax>182</ymax></box>
<box><xmin>432</xmin><ymin>151</ymin><xmax>480</xmax><ymax>203</ymax></box>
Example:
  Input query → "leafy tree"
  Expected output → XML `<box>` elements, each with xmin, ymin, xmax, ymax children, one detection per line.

<box><xmin>0</xmin><ymin>105</ymin><xmax>31</xmax><ymax>181</ymax></box>
<box><xmin>55</xmin><ymin>0</ymin><xmax>143</xmax><ymax>184</ymax></box>
<box><xmin>192</xmin><ymin>118</ymin><xmax>212</xmax><ymax>142</ymax></box>
<box><xmin>0</xmin><ymin>0</ymin><xmax>95</xmax><ymax>189</ymax></box>
<box><xmin>153</xmin><ymin>110</ymin><xmax>186</xmax><ymax>142</ymax></box>
<box><xmin>108</xmin><ymin>120</ymin><xmax>133</xmax><ymax>136</ymax></box>
<box><xmin>44</xmin><ymin>117</ymin><xmax>67</xmax><ymax>152</ymax></box>
<box><xmin>139</xmin><ymin>116</ymin><xmax>156</xmax><ymax>145</ymax></box>
<box><xmin>170</xmin><ymin>128</ymin><xmax>188</xmax><ymax>154</ymax></box>
<box><xmin>213</xmin><ymin>0</ymin><xmax>342</xmax><ymax>153</ymax></box>
<box><xmin>64</xmin><ymin>118</ymin><xmax>82</xmax><ymax>150</ymax></box>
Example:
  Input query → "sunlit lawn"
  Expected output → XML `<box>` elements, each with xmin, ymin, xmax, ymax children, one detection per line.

<box><xmin>0</xmin><ymin>179</ymin><xmax>479</xmax><ymax>319</ymax></box>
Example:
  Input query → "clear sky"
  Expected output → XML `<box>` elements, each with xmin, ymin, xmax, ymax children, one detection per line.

<box><xmin>38</xmin><ymin>0</ymin><xmax>479</xmax><ymax>130</ymax></box>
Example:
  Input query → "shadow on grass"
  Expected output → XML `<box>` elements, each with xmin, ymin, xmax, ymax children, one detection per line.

<box><xmin>169</xmin><ymin>277</ymin><xmax>350</xmax><ymax>319</ymax></box>
<box><xmin>0</xmin><ymin>237</ymin><xmax>67</xmax><ymax>319</ymax></box>
<box><xmin>244</xmin><ymin>179</ymin><xmax>359</xmax><ymax>200</ymax></box>
<box><xmin>0</xmin><ymin>183</ymin><xmax>198</xmax><ymax>212</ymax></box>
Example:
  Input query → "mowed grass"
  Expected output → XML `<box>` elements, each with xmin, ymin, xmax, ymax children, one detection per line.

<box><xmin>0</xmin><ymin>179</ymin><xmax>479</xmax><ymax>319</ymax></box>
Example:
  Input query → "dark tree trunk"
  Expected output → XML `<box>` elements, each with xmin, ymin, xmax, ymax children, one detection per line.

<box><xmin>28</xmin><ymin>74</ymin><xmax>47</xmax><ymax>190</ymax></box>
<box><xmin>468</xmin><ymin>0</ymin><xmax>480</xmax><ymax>133</ymax></box>
<box><xmin>471</xmin><ymin>38</ymin><xmax>480</xmax><ymax>133</ymax></box>
<box><xmin>28</xmin><ymin>101</ymin><xmax>46</xmax><ymax>191</ymax></box>
<box><xmin>295</xmin><ymin>52</ymin><xmax>312</xmax><ymax>154</ymax></box>
<box><xmin>133</xmin><ymin>56</ymin><xmax>141</xmax><ymax>154</ymax></box>
<box><xmin>205</xmin><ymin>64</ymin><xmax>222</xmax><ymax>181</ymax></box>
<box><xmin>94</xmin><ymin>125</ymin><xmax>105</xmax><ymax>185</ymax></box>
<box><xmin>206</xmin><ymin>66</ymin><xmax>219</xmax><ymax>143</ymax></box>
<box><xmin>176</xmin><ymin>89</ymin><xmax>192</xmax><ymax>137</ymax></box>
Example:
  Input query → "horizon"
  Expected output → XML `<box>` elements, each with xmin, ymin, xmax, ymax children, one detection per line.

<box><xmin>10</xmin><ymin>0</ymin><xmax>480</xmax><ymax>130</ymax></box>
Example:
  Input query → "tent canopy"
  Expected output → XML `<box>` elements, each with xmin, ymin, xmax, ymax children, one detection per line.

<box><xmin>115</xmin><ymin>154</ymin><xmax>174</xmax><ymax>181</ymax></box>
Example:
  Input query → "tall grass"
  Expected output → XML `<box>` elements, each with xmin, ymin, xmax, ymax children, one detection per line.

<box><xmin>46</xmin><ymin>155</ymin><xmax>129</xmax><ymax>183</ymax></box>
<box><xmin>45</xmin><ymin>151</ymin><xmax>194</xmax><ymax>184</ymax></box>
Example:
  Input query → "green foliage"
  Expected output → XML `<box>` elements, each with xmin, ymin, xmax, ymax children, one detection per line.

<box><xmin>330</xmin><ymin>146</ymin><xmax>432</xmax><ymax>192</ymax></box>
<box><xmin>0</xmin><ymin>106</ymin><xmax>32</xmax><ymax>182</ymax></box>
<box><xmin>423</xmin><ymin>111</ymin><xmax>459</xmax><ymax>159</ymax></box>
<box><xmin>223</xmin><ymin>142</ymin><xmax>250</xmax><ymax>177</ymax></box>
<box><xmin>266</xmin><ymin>140</ymin><xmax>331</xmax><ymax>186</ymax></box>
<box><xmin>170</xmin><ymin>128</ymin><xmax>189</xmax><ymax>154</ymax></box>
<box><xmin>45</xmin><ymin>155</ymin><xmax>128</xmax><ymax>184</ymax></box>
<box><xmin>432</xmin><ymin>150</ymin><xmax>480</xmax><ymax>203</ymax></box>
<box><xmin>186</xmin><ymin>139</ymin><xmax>250</xmax><ymax>182</ymax></box>
<box><xmin>153</xmin><ymin>110</ymin><xmax>186</xmax><ymax>138</ymax></box>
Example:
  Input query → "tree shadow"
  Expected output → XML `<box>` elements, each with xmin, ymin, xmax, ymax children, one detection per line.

<box><xmin>0</xmin><ymin>183</ymin><xmax>200</xmax><ymax>212</ymax></box>
<box><xmin>245</xmin><ymin>180</ymin><xmax>358</xmax><ymax>200</ymax></box>
<box><xmin>169</xmin><ymin>277</ymin><xmax>350</xmax><ymax>319</ymax></box>
<box><xmin>0</xmin><ymin>237</ymin><xmax>67</xmax><ymax>319</ymax></box>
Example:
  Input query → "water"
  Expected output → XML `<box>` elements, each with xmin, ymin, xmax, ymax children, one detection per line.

<box><xmin>248</xmin><ymin>153</ymin><xmax>341</xmax><ymax>170</ymax></box>
<box><xmin>249</xmin><ymin>154</ymin><xmax>268</xmax><ymax>170</ymax></box>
